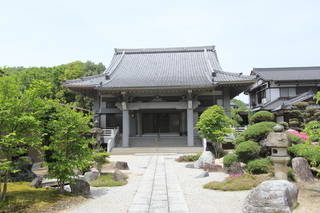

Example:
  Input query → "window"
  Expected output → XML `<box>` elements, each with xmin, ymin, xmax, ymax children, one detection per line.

<box><xmin>257</xmin><ymin>90</ymin><xmax>266</xmax><ymax>104</ymax></box>
<box><xmin>280</xmin><ymin>88</ymin><xmax>296</xmax><ymax>97</ymax></box>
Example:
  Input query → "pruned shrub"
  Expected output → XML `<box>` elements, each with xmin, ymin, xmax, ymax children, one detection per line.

<box><xmin>288</xmin><ymin>144</ymin><xmax>320</xmax><ymax>167</ymax></box>
<box><xmin>93</xmin><ymin>152</ymin><xmax>110</xmax><ymax>173</ymax></box>
<box><xmin>288</xmin><ymin>133</ymin><xmax>304</xmax><ymax>144</ymax></box>
<box><xmin>234</xmin><ymin>121</ymin><xmax>277</xmax><ymax>144</ymax></box>
<box><xmin>250</xmin><ymin>111</ymin><xmax>274</xmax><ymax>124</ymax></box>
<box><xmin>235</xmin><ymin>141</ymin><xmax>261</xmax><ymax>163</ymax></box>
<box><xmin>223</xmin><ymin>153</ymin><xmax>238</xmax><ymax>168</ymax></box>
<box><xmin>304</xmin><ymin>120</ymin><xmax>320</xmax><ymax>143</ymax></box>
<box><xmin>176</xmin><ymin>153</ymin><xmax>201</xmax><ymax>162</ymax></box>
<box><xmin>247</xmin><ymin>158</ymin><xmax>272</xmax><ymax>174</ymax></box>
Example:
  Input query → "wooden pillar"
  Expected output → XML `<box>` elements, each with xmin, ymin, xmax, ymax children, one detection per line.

<box><xmin>223</xmin><ymin>88</ymin><xmax>231</xmax><ymax>117</ymax></box>
<box><xmin>180</xmin><ymin>111</ymin><xmax>186</xmax><ymax>135</ymax></box>
<box><xmin>122</xmin><ymin>101</ymin><xmax>129</xmax><ymax>147</ymax></box>
<box><xmin>137</xmin><ymin>111</ymin><xmax>142</xmax><ymax>136</ymax></box>
<box><xmin>187</xmin><ymin>99</ymin><xmax>194</xmax><ymax>147</ymax></box>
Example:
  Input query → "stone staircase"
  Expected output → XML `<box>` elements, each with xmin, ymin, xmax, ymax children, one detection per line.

<box><xmin>111</xmin><ymin>136</ymin><xmax>203</xmax><ymax>155</ymax></box>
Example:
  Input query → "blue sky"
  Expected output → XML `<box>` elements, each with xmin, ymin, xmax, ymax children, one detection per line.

<box><xmin>1</xmin><ymin>0</ymin><xmax>320</xmax><ymax>101</ymax></box>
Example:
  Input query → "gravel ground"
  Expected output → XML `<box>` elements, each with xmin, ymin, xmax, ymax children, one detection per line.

<box><xmin>62</xmin><ymin>154</ymin><xmax>250</xmax><ymax>213</ymax></box>
<box><xmin>167</xmin><ymin>156</ymin><xmax>250</xmax><ymax>213</ymax></box>
<box><xmin>62</xmin><ymin>155</ymin><xmax>151</xmax><ymax>213</ymax></box>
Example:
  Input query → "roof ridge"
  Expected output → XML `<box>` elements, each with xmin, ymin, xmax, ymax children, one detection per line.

<box><xmin>216</xmin><ymin>70</ymin><xmax>253</xmax><ymax>79</ymax></box>
<box><xmin>114</xmin><ymin>45</ymin><xmax>215</xmax><ymax>54</ymax></box>
<box><xmin>253</xmin><ymin>66</ymin><xmax>320</xmax><ymax>71</ymax></box>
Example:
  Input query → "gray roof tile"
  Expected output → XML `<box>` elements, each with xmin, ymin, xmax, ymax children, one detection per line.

<box><xmin>65</xmin><ymin>45</ymin><xmax>253</xmax><ymax>89</ymax></box>
<box><xmin>251</xmin><ymin>66</ymin><xmax>320</xmax><ymax>81</ymax></box>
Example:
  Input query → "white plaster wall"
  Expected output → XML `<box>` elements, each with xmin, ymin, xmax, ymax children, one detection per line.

<box><xmin>269</xmin><ymin>88</ymin><xmax>280</xmax><ymax>102</ymax></box>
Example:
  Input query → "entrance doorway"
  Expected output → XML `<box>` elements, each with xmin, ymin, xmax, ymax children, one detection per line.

<box><xmin>142</xmin><ymin>112</ymin><xmax>180</xmax><ymax>135</ymax></box>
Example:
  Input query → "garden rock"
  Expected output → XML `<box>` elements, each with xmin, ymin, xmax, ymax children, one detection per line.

<box><xmin>112</xmin><ymin>161</ymin><xmax>129</xmax><ymax>170</ymax></box>
<box><xmin>292</xmin><ymin>157</ymin><xmax>314</xmax><ymax>183</ymax></box>
<box><xmin>203</xmin><ymin>163</ymin><xmax>224</xmax><ymax>172</ymax></box>
<box><xmin>227</xmin><ymin>162</ymin><xmax>244</xmax><ymax>175</ymax></box>
<box><xmin>185</xmin><ymin>163</ymin><xmax>195</xmax><ymax>168</ymax></box>
<box><xmin>112</xmin><ymin>170</ymin><xmax>127</xmax><ymax>182</ymax></box>
<box><xmin>243</xmin><ymin>180</ymin><xmax>299</xmax><ymax>213</ymax></box>
<box><xmin>84</xmin><ymin>171</ymin><xmax>99</xmax><ymax>183</ymax></box>
<box><xmin>70</xmin><ymin>178</ymin><xmax>90</xmax><ymax>195</ymax></box>
<box><xmin>30</xmin><ymin>176</ymin><xmax>43</xmax><ymax>188</ymax></box>
<box><xmin>194</xmin><ymin>151</ymin><xmax>214</xmax><ymax>168</ymax></box>
<box><xmin>195</xmin><ymin>171</ymin><xmax>209</xmax><ymax>178</ymax></box>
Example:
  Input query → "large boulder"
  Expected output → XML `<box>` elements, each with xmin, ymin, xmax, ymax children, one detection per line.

<box><xmin>112</xmin><ymin>170</ymin><xmax>127</xmax><ymax>182</ymax></box>
<box><xmin>194</xmin><ymin>151</ymin><xmax>215</xmax><ymax>169</ymax></box>
<box><xmin>83</xmin><ymin>171</ymin><xmax>99</xmax><ymax>183</ymax></box>
<box><xmin>292</xmin><ymin>157</ymin><xmax>314</xmax><ymax>183</ymax></box>
<box><xmin>111</xmin><ymin>161</ymin><xmax>129</xmax><ymax>170</ymax></box>
<box><xmin>227</xmin><ymin>162</ymin><xmax>244</xmax><ymax>175</ymax></box>
<box><xmin>70</xmin><ymin>179</ymin><xmax>90</xmax><ymax>195</ymax></box>
<box><xmin>243</xmin><ymin>180</ymin><xmax>299</xmax><ymax>213</ymax></box>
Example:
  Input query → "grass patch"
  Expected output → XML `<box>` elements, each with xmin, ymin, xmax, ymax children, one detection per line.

<box><xmin>0</xmin><ymin>182</ymin><xmax>73</xmax><ymax>213</ymax></box>
<box><xmin>176</xmin><ymin>153</ymin><xmax>201</xmax><ymax>162</ymax></box>
<box><xmin>203</xmin><ymin>174</ymin><xmax>269</xmax><ymax>191</ymax></box>
<box><xmin>90</xmin><ymin>174</ymin><xmax>127</xmax><ymax>187</ymax></box>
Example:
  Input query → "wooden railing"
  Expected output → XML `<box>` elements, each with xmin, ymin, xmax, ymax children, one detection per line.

<box><xmin>101</xmin><ymin>127</ymin><xmax>120</xmax><ymax>153</ymax></box>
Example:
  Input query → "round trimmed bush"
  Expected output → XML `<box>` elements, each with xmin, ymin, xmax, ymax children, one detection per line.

<box><xmin>235</xmin><ymin>141</ymin><xmax>261</xmax><ymax>163</ymax></box>
<box><xmin>234</xmin><ymin>121</ymin><xmax>277</xmax><ymax>144</ymax></box>
<box><xmin>223</xmin><ymin>153</ymin><xmax>238</xmax><ymax>168</ymax></box>
<box><xmin>247</xmin><ymin>158</ymin><xmax>272</xmax><ymax>174</ymax></box>
<box><xmin>250</xmin><ymin>111</ymin><xmax>274</xmax><ymax>124</ymax></box>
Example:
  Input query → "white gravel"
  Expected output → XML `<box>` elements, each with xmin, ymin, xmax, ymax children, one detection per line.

<box><xmin>62</xmin><ymin>154</ymin><xmax>250</xmax><ymax>213</ymax></box>
<box><xmin>168</xmin><ymin>157</ymin><xmax>250</xmax><ymax>213</ymax></box>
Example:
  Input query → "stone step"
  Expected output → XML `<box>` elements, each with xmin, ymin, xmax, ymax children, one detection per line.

<box><xmin>111</xmin><ymin>146</ymin><xmax>203</xmax><ymax>155</ymax></box>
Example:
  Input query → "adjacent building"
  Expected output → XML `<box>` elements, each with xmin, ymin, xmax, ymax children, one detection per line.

<box><xmin>64</xmin><ymin>45</ymin><xmax>254</xmax><ymax>148</ymax></box>
<box><xmin>247</xmin><ymin>66</ymin><xmax>320</xmax><ymax>122</ymax></box>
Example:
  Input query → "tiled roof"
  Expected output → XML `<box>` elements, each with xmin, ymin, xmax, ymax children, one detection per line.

<box><xmin>251</xmin><ymin>66</ymin><xmax>320</xmax><ymax>81</ymax></box>
<box><xmin>65</xmin><ymin>45</ymin><xmax>254</xmax><ymax>89</ymax></box>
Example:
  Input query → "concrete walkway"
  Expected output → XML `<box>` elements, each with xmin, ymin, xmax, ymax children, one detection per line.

<box><xmin>128</xmin><ymin>155</ymin><xmax>189</xmax><ymax>213</ymax></box>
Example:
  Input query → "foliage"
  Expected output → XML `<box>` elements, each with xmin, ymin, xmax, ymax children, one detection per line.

<box><xmin>196</xmin><ymin>105</ymin><xmax>233</xmax><ymax>157</ymax></box>
<box><xmin>0</xmin><ymin>77</ymin><xmax>44</xmax><ymax>201</ymax></box>
<box><xmin>223</xmin><ymin>154</ymin><xmax>238</xmax><ymax>168</ymax></box>
<box><xmin>304</xmin><ymin>121</ymin><xmax>320</xmax><ymax>143</ymax></box>
<box><xmin>176</xmin><ymin>153</ymin><xmax>201</xmax><ymax>162</ymax></box>
<box><xmin>46</xmin><ymin>102</ymin><xmax>93</xmax><ymax>191</ymax></box>
<box><xmin>288</xmin><ymin>144</ymin><xmax>320</xmax><ymax>167</ymax></box>
<box><xmin>288</xmin><ymin>133</ymin><xmax>304</xmax><ymax>144</ymax></box>
<box><xmin>250</xmin><ymin>111</ymin><xmax>274</xmax><ymax>124</ymax></box>
<box><xmin>93</xmin><ymin>152</ymin><xmax>110</xmax><ymax>174</ymax></box>
<box><xmin>231</xmin><ymin>99</ymin><xmax>250</xmax><ymax>126</ymax></box>
<box><xmin>286</xmin><ymin>102</ymin><xmax>320</xmax><ymax>131</ymax></box>
<box><xmin>247</xmin><ymin>158</ymin><xmax>272</xmax><ymax>174</ymax></box>
<box><xmin>90</xmin><ymin>174</ymin><xmax>127</xmax><ymax>187</ymax></box>
<box><xmin>0</xmin><ymin>182</ymin><xmax>73</xmax><ymax>213</ymax></box>
<box><xmin>203</xmin><ymin>174</ymin><xmax>269</xmax><ymax>191</ymax></box>
<box><xmin>234</xmin><ymin>122</ymin><xmax>277</xmax><ymax>144</ymax></box>
<box><xmin>235</xmin><ymin>141</ymin><xmax>261</xmax><ymax>163</ymax></box>
<box><xmin>315</xmin><ymin>91</ymin><xmax>320</xmax><ymax>104</ymax></box>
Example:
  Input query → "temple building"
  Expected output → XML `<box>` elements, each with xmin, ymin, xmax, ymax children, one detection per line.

<box><xmin>64</xmin><ymin>45</ymin><xmax>254</xmax><ymax>148</ymax></box>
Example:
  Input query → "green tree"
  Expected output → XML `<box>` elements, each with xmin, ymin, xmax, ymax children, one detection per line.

<box><xmin>45</xmin><ymin>102</ymin><xmax>93</xmax><ymax>192</ymax></box>
<box><xmin>315</xmin><ymin>91</ymin><xmax>320</xmax><ymax>104</ymax></box>
<box><xmin>196</xmin><ymin>105</ymin><xmax>233</xmax><ymax>157</ymax></box>
<box><xmin>0</xmin><ymin>77</ymin><xmax>43</xmax><ymax>201</ymax></box>
<box><xmin>230</xmin><ymin>99</ymin><xmax>250</xmax><ymax>126</ymax></box>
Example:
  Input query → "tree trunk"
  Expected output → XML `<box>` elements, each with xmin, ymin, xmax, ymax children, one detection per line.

<box><xmin>1</xmin><ymin>172</ymin><xmax>8</xmax><ymax>201</ymax></box>
<box><xmin>59</xmin><ymin>180</ymin><xmax>64</xmax><ymax>192</ymax></box>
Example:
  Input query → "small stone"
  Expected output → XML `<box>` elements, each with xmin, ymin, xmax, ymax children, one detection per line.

<box><xmin>292</xmin><ymin>157</ymin><xmax>314</xmax><ymax>183</ymax></box>
<box><xmin>195</xmin><ymin>171</ymin><xmax>209</xmax><ymax>178</ymax></box>
<box><xmin>185</xmin><ymin>163</ymin><xmax>195</xmax><ymax>168</ymax></box>
<box><xmin>203</xmin><ymin>163</ymin><xmax>224</xmax><ymax>172</ymax></box>
<box><xmin>227</xmin><ymin>162</ymin><xmax>244</xmax><ymax>175</ymax></box>
<box><xmin>194</xmin><ymin>151</ymin><xmax>215</xmax><ymax>169</ymax></box>
<box><xmin>70</xmin><ymin>178</ymin><xmax>90</xmax><ymax>195</ymax></box>
<box><xmin>112</xmin><ymin>161</ymin><xmax>129</xmax><ymax>170</ymax></box>
<box><xmin>83</xmin><ymin>171</ymin><xmax>99</xmax><ymax>183</ymax></box>
<box><xmin>30</xmin><ymin>176</ymin><xmax>43</xmax><ymax>188</ymax></box>
<box><xmin>273</xmin><ymin>124</ymin><xmax>284</xmax><ymax>132</ymax></box>
<box><xmin>112</xmin><ymin>170</ymin><xmax>127</xmax><ymax>182</ymax></box>
<box><xmin>243</xmin><ymin>180</ymin><xmax>299</xmax><ymax>213</ymax></box>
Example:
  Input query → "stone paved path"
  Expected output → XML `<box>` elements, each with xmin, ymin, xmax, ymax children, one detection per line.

<box><xmin>128</xmin><ymin>155</ymin><xmax>189</xmax><ymax>213</ymax></box>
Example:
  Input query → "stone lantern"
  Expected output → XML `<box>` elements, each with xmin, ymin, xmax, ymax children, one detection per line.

<box><xmin>91</xmin><ymin>115</ymin><xmax>104</xmax><ymax>147</ymax></box>
<box><xmin>266</xmin><ymin>124</ymin><xmax>291</xmax><ymax>180</ymax></box>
